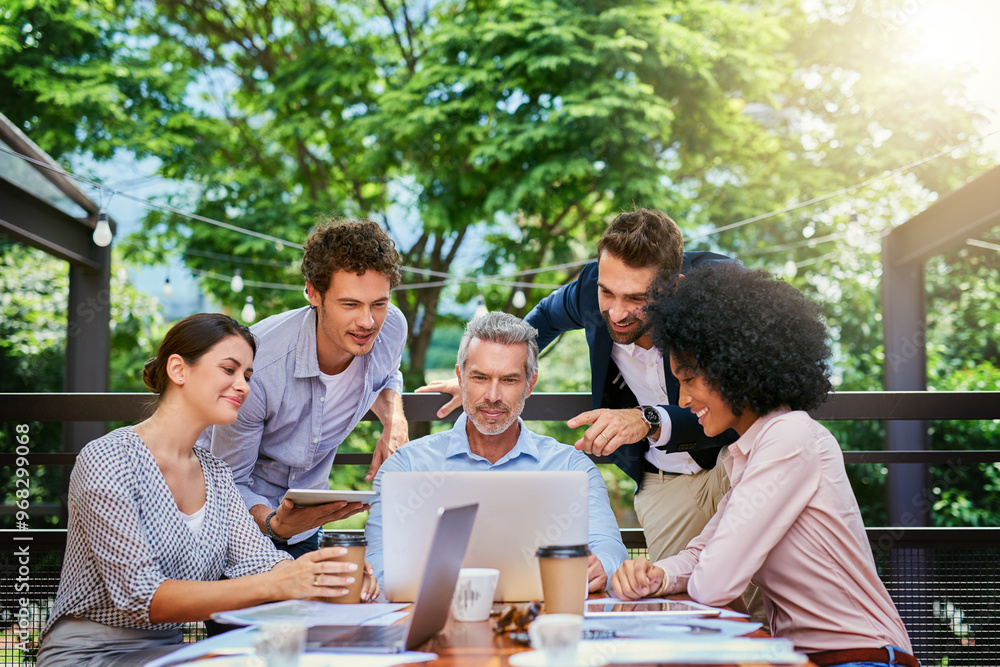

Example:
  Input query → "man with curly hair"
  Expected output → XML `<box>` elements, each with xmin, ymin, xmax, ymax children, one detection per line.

<box><xmin>205</xmin><ymin>218</ymin><xmax>408</xmax><ymax>558</ymax></box>
<box><xmin>611</xmin><ymin>264</ymin><xmax>915</xmax><ymax>667</ymax></box>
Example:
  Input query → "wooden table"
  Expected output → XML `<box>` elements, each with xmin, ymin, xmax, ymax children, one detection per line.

<box><xmin>411</xmin><ymin>603</ymin><xmax>818</xmax><ymax>667</ymax></box>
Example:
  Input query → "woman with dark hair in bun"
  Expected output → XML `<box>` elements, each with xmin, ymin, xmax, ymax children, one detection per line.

<box><xmin>610</xmin><ymin>264</ymin><xmax>915</xmax><ymax>667</ymax></box>
<box><xmin>37</xmin><ymin>313</ymin><xmax>377</xmax><ymax>667</ymax></box>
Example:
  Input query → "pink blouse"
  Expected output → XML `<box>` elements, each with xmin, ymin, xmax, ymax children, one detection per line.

<box><xmin>657</xmin><ymin>410</ymin><xmax>912</xmax><ymax>653</ymax></box>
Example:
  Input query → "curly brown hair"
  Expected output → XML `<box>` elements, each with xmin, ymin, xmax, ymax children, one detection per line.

<box><xmin>301</xmin><ymin>217</ymin><xmax>402</xmax><ymax>294</ymax></box>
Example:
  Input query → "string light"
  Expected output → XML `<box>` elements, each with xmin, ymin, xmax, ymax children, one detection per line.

<box><xmin>473</xmin><ymin>296</ymin><xmax>488</xmax><ymax>319</ymax></box>
<box><xmin>512</xmin><ymin>289</ymin><xmax>527</xmax><ymax>309</ymax></box>
<box><xmin>241</xmin><ymin>296</ymin><xmax>256</xmax><ymax>323</ymax></box>
<box><xmin>230</xmin><ymin>269</ymin><xmax>244</xmax><ymax>293</ymax></box>
<box><xmin>162</xmin><ymin>275</ymin><xmax>173</xmax><ymax>298</ymax></box>
<box><xmin>845</xmin><ymin>213</ymin><xmax>865</xmax><ymax>248</ymax></box>
<box><xmin>92</xmin><ymin>210</ymin><xmax>113</xmax><ymax>247</ymax></box>
<box><xmin>4</xmin><ymin>129</ymin><xmax>996</xmax><ymax>291</ymax></box>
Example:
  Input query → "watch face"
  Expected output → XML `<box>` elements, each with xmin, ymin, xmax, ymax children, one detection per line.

<box><xmin>642</xmin><ymin>406</ymin><xmax>660</xmax><ymax>425</ymax></box>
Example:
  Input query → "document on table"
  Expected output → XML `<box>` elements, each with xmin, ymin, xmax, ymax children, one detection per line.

<box><xmin>144</xmin><ymin>626</ymin><xmax>436</xmax><ymax>667</ymax></box>
<box><xmin>584</xmin><ymin>616</ymin><xmax>762</xmax><ymax>639</ymax></box>
<box><xmin>512</xmin><ymin>637</ymin><xmax>806</xmax><ymax>665</ymax></box>
<box><xmin>210</xmin><ymin>599</ymin><xmax>407</xmax><ymax>627</ymax></box>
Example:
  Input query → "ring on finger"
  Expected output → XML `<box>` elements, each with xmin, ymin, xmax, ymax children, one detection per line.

<box><xmin>598</xmin><ymin>432</ymin><xmax>609</xmax><ymax>441</ymax></box>
<box><xmin>314</xmin><ymin>574</ymin><xmax>321</xmax><ymax>586</ymax></box>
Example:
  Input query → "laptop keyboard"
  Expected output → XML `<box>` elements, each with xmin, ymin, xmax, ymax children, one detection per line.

<box><xmin>307</xmin><ymin>624</ymin><xmax>406</xmax><ymax>649</ymax></box>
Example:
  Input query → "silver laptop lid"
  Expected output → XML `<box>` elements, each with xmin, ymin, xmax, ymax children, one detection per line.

<box><xmin>404</xmin><ymin>503</ymin><xmax>478</xmax><ymax>649</ymax></box>
<box><xmin>383</xmin><ymin>471</ymin><xmax>589</xmax><ymax>602</ymax></box>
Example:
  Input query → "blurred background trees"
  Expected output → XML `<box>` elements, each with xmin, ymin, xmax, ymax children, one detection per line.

<box><xmin>2</xmin><ymin>0</ymin><xmax>998</xmax><ymax>528</ymax></box>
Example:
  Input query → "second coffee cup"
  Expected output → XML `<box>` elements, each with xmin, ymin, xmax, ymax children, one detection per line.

<box><xmin>535</xmin><ymin>544</ymin><xmax>589</xmax><ymax>615</ymax></box>
<box><xmin>318</xmin><ymin>532</ymin><xmax>367</xmax><ymax>604</ymax></box>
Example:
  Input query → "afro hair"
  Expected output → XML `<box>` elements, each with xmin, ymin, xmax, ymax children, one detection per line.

<box><xmin>649</xmin><ymin>263</ymin><xmax>832</xmax><ymax>417</ymax></box>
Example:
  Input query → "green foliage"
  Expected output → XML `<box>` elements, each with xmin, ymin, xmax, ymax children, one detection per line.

<box><xmin>0</xmin><ymin>240</ymin><xmax>164</xmax><ymax>528</ymax></box>
<box><xmin>3</xmin><ymin>0</ymin><xmax>999</xmax><ymax>529</ymax></box>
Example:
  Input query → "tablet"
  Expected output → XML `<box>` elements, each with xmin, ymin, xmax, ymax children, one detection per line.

<box><xmin>282</xmin><ymin>489</ymin><xmax>378</xmax><ymax>507</ymax></box>
<box><xmin>584</xmin><ymin>598</ymin><xmax>721</xmax><ymax>618</ymax></box>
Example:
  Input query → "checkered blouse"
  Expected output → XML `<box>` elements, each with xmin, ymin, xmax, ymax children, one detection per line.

<box><xmin>43</xmin><ymin>427</ymin><xmax>291</xmax><ymax>634</ymax></box>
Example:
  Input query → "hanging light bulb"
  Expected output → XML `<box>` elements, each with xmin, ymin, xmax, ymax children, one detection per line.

<box><xmin>275</xmin><ymin>240</ymin><xmax>284</xmax><ymax>252</ymax></box>
<box><xmin>845</xmin><ymin>212</ymin><xmax>865</xmax><ymax>248</ymax></box>
<box><xmin>230</xmin><ymin>269</ymin><xmax>244</xmax><ymax>293</ymax></box>
<box><xmin>783</xmin><ymin>260</ymin><xmax>798</xmax><ymax>277</ymax></box>
<box><xmin>162</xmin><ymin>275</ymin><xmax>174</xmax><ymax>298</ymax></box>
<box><xmin>241</xmin><ymin>296</ymin><xmax>257</xmax><ymax>323</ymax></box>
<box><xmin>511</xmin><ymin>289</ymin><xmax>526</xmax><ymax>309</ymax></box>
<box><xmin>473</xmin><ymin>296</ymin><xmax>488</xmax><ymax>319</ymax></box>
<box><xmin>92</xmin><ymin>210</ymin><xmax>113</xmax><ymax>247</ymax></box>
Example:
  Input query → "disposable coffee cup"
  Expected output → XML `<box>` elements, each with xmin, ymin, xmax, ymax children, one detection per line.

<box><xmin>451</xmin><ymin>567</ymin><xmax>500</xmax><ymax>621</ymax></box>
<box><xmin>318</xmin><ymin>532</ymin><xmax>366</xmax><ymax>604</ymax></box>
<box><xmin>536</xmin><ymin>545</ymin><xmax>589</xmax><ymax>615</ymax></box>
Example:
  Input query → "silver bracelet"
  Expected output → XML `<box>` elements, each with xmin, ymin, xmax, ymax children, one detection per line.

<box><xmin>265</xmin><ymin>510</ymin><xmax>287</xmax><ymax>543</ymax></box>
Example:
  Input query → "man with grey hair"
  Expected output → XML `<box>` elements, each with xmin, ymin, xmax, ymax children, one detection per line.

<box><xmin>365</xmin><ymin>311</ymin><xmax>627</xmax><ymax>591</ymax></box>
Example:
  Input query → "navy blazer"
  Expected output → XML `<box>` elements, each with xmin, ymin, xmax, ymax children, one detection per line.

<box><xmin>525</xmin><ymin>252</ymin><xmax>737</xmax><ymax>487</ymax></box>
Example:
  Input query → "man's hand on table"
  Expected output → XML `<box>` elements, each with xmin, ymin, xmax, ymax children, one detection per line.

<box><xmin>568</xmin><ymin>408</ymin><xmax>654</xmax><ymax>456</ymax></box>
<box><xmin>414</xmin><ymin>379</ymin><xmax>463</xmax><ymax>419</ymax></box>
<box><xmin>258</xmin><ymin>499</ymin><xmax>370</xmax><ymax>539</ymax></box>
<box><xmin>587</xmin><ymin>553</ymin><xmax>608</xmax><ymax>592</ymax></box>
<box><xmin>610</xmin><ymin>556</ymin><xmax>666</xmax><ymax>600</ymax></box>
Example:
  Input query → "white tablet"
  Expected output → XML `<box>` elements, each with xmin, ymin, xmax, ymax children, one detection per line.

<box><xmin>282</xmin><ymin>489</ymin><xmax>378</xmax><ymax>507</ymax></box>
<box><xmin>584</xmin><ymin>598</ymin><xmax>721</xmax><ymax>618</ymax></box>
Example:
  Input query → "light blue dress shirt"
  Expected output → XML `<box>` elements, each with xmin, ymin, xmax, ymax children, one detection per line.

<box><xmin>366</xmin><ymin>414</ymin><xmax>628</xmax><ymax>587</ymax></box>
<box><xmin>207</xmin><ymin>304</ymin><xmax>406</xmax><ymax>544</ymax></box>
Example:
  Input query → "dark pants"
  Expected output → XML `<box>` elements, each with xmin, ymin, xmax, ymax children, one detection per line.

<box><xmin>204</xmin><ymin>530</ymin><xmax>323</xmax><ymax>637</ymax></box>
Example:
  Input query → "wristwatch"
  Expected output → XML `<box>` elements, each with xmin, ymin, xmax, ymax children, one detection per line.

<box><xmin>638</xmin><ymin>406</ymin><xmax>661</xmax><ymax>439</ymax></box>
<box><xmin>265</xmin><ymin>510</ymin><xmax>287</xmax><ymax>544</ymax></box>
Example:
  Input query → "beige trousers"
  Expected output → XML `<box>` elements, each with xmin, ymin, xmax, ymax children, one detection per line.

<box><xmin>633</xmin><ymin>450</ymin><xmax>767</xmax><ymax>628</ymax></box>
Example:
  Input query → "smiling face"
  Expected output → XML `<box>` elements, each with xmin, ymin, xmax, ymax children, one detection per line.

<box><xmin>597</xmin><ymin>251</ymin><xmax>658</xmax><ymax>347</ymax></box>
<box><xmin>175</xmin><ymin>335</ymin><xmax>254</xmax><ymax>426</ymax></box>
<box><xmin>458</xmin><ymin>338</ymin><xmax>537</xmax><ymax>436</ymax></box>
<box><xmin>307</xmin><ymin>269</ymin><xmax>392</xmax><ymax>375</ymax></box>
<box><xmin>669</xmin><ymin>354</ymin><xmax>759</xmax><ymax>437</ymax></box>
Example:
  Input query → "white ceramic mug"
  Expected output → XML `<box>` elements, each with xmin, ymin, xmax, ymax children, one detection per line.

<box><xmin>253</xmin><ymin>622</ymin><xmax>305</xmax><ymax>667</ymax></box>
<box><xmin>450</xmin><ymin>567</ymin><xmax>500</xmax><ymax>622</ymax></box>
<box><xmin>527</xmin><ymin>613</ymin><xmax>583</xmax><ymax>665</ymax></box>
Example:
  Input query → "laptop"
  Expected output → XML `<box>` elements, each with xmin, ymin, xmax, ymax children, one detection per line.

<box><xmin>306</xmin><ymin>503</ymin><xmax>477</xmax><ymax>653</ymax></box>
<box><xmin>381</xmin><ymin>471</ymin><xmax>589</xmax><ymax>602</ymax></box>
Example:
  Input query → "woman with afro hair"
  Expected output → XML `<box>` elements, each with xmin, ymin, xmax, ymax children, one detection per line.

<box><xmin>610</xmin><ymin>264</ymin><xmax>915</xmax><ymax>667</ymax></box>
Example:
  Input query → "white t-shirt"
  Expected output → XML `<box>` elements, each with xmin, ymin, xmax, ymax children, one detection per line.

<box><xmin>319</xmin><ymin>356</ymin><xmax>365</xmax><ymax>445</ymax></box>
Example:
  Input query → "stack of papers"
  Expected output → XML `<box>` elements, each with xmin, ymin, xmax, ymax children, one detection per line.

<box><xmin>210</xmin><ymin>600</ymin><xmax>407</xmax><ymax>627</ymax></box>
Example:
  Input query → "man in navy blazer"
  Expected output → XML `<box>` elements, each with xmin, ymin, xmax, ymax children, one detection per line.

<box><xmin>418</xmin><ymin>209</ymin><xmax>736</xmax><ymax>563</ymax></box>
<box><xmin>524</xmin><ymin>209</ymin><xmax>737</xmax><ymax>563</ymax></box>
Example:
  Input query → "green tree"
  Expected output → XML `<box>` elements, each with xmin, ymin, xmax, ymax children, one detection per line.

<box><xmin>3</xmin><ymin>0</ymin><xmax>998</xmax><ymax>528</ymax></box>
<box><xmin>0</xmin><ymin>240</ymin><xmax>164</xmax><ymax>528</ymax></box>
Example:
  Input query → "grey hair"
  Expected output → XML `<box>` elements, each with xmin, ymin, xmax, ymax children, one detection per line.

<box><xmin>457</xmin><ymin>311</ymin><xmax>540</xmax><ymax>380</ymax></box>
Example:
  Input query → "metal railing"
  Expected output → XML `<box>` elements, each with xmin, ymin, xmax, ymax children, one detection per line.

<box><xmin>2</xmin><ymin>390</ymin><xmax>999</xmax><ymax>665</ymax></box>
